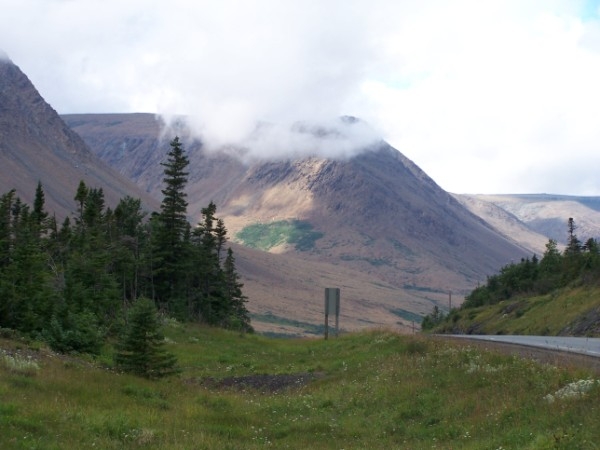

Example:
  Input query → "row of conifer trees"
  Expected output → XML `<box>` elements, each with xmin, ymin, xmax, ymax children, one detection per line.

<box><xmin>0</xmin><ymin>137</ymin><xmax>252</xmax><ymax>355</ymax></box>
<box><xmin>422</xmin><ymin>218</ymin><xmax>600</xmax><ymax>330</ymax></box>
<box><xmin>461</xmin><ymin>218</ymin><xmax>600</xmax><ymax>309</ymax></box>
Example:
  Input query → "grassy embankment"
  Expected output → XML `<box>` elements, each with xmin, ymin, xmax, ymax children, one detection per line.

<box><xmin>1</xmin><ymin>324</ymin><xmax>600</xmax><ymax>449</ymax></box>
<box><xmin>437</xmin><ymin>285</ymin><xmax>600</xmax><ymax>336</ymax></box>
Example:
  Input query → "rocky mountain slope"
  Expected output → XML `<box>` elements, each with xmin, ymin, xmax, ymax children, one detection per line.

<box><xmin>0</xmin><ymin>58</ymin><xmax>158</xmax><ymax>218</ymax></box>
<box><xmin>64</xmin><ymin>114</ymin><xmax>531</xmax><ymax>314</ymax></box>
<box><xmin>0</xmin><ymin>56</ymin><xmax>541</xmax><ymax>334</ymax></box>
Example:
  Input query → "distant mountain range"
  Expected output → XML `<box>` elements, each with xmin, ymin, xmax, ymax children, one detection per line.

<box><xmin>3</xmin><ymin>55</ymin><xmax>597</xmax><ymax>335</ymax></box>
<box><xmin>456</xmin><ymin>194</ymin><xmax>600</xmax><ymax>252</ymax></box>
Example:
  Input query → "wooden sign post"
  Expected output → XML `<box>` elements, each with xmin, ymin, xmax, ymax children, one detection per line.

<box><xmin>324</xmin><ymin>288</ymin><xmax>340</xmax><ymax>339</ymax></box>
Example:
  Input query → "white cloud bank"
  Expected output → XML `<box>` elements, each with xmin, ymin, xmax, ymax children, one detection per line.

<box><xmin>1</xmin><ymin>0</ymin><xmax>600</xmax><ymax>194</ymax></box>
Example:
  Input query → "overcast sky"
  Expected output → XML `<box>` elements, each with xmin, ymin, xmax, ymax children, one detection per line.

<box><xmin>2</xmin><ymin>0</ymin><xmax>600</xmax><ymax>195</ymax></box>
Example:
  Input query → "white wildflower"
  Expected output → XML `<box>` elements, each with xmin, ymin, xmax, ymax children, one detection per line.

<box><xmin>545</xmin><ymin>379</ymin><xmax>599</xmax><ymax>402</ymax></box>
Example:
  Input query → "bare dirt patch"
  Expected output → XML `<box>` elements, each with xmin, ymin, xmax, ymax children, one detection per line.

<box><xmin>203</xmin><ymin>372</ymin><xmax>323</xmax><ymax>393</ymax></box>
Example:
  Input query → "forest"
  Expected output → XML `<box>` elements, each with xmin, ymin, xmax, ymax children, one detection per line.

<box><xmin>422</xmin><ymin>217</ymin><xmax>600</xmax><ymax>329</ymax></box>
<box><xmin>0</xmin><ymin>137</ymin><xmax>252</xmax><ymax>359</ymax></box>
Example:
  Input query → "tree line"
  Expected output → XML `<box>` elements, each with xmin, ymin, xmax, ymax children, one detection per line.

<box><xmin>423</xmin><ymin>218</ymin><xmax>600</xmax><ymax>329</ymax></box>
<box><xmin>0</xmin><ymin>137</ymin><xmax>252</xmax><ymax>357</ymax></box>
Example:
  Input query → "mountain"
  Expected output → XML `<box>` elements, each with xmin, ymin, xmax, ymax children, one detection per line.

<box><xmin>63</xmin><ymin>114</ymin><xmax>533</xmax><ymax>330</ymax></box>
<box><xmin>452</xmin><ymin>194</ymin><xmax>550</xmax><ymax>256</ymax></box>
<box><xmin>0</xmin><ymin>55</ymin><xmax>544</xmax><ymax>334</ymax></box>
<box><xmin>0</xmin><ymin>57</ymin><xmax>158</xmax><ymax>218</ymax></box>
<box><xmin>0</xmin><ymin>59</ymin><xmax>436</xmax><ymax>336</ymax></box>
<box><xmin>456</xmin><ymin>194</ymin><xmax>600</xmax><ymax>252</ymax></box>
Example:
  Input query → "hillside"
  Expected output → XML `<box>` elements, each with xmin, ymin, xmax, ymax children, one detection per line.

<box><xmin>0</xmin><ymin>57</ymin><xmax>457</xmax><ymax>334</ymax></box>
<box><xmin>0</xmin><ymin>55</ymin><xmax>538</xmax><ymax>333</ymax></box>
<box><xmin>457</xmin><ymin>194</ymin><xmax>600</xmax><ymax>249</ymax></box>
<box><xmin>453</xmin><ymin>194</ymin><xmax>550</xmax><ymax>255</ymax></box>
<box><xmin>434</xmin><ymin>285</ymin><xmax>600</xmax><ymax>337</ymax></box>
<box><xmin>0</xmin><ymin>58</ymin><xmax>158</xmax><ymax>219</ymax></box>
<box><xmin>64</xmin><ymin>114</ymin><xmax>531</xmax><ymax>318</ymax></box>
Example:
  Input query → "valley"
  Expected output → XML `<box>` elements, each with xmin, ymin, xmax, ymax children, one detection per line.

<box><xmin>3</xmin><ymin>55</ymin><xmax>600</xmax><ymax>334</ymax></box>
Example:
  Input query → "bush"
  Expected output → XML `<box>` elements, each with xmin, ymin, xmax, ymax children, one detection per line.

<box><xmin>114</xmin><ymin>298</ymin><xmax>179</xmax><ymax>379</ymax></box>
<box><xmin>41</xmin><ymin>311</ymin><xmax>104</xmax><ymax>354</ymax></box>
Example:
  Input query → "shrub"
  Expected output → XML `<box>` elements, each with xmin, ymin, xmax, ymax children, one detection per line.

<box><xmin>114</xmin><ymin>298</ymin><xmax>179</xmax><ymax>379</ymax></box>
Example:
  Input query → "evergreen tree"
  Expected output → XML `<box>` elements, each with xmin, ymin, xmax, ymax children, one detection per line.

<box><xmin>82</xmin><ymin>187</ymin><xmax>105</xmax><ymax>229</ymax></box>
<box><xmin>0</xmin><ymin>189</ymin><xmax>16</xmax><ymax>269</ymax></box>
<box><xmin>223</xmin><ymin>247</ymin><xmax>253</xmax><ymax>332</ymax></box>
<box><xmin>0</xmin><ymin>163</ymin><xmax>251</xmax><ymax>351</ymax></box>
<box><xmin>32</xmin><ymin>181</ymin><xmax>48</xmax><ymax>231</ymax></box>
<box><xmin>153</xmin><ymin>137</ymin><xmax>190</xmax><ymax>313</ymax></box>
<box><xmin>74</xmin><ymin>180</ymin><xmax>88</xmax><ymax>227</ymax></box>
<box><xmin>564</xmin><ymin>218</ymin><xmax>584</xmax><ymax>281</ymax></box>
<box><xmin>191</xmin><ymin>202</ymin><xmax>225</xmax><ymax>324</ymax></box>
<box><xmin>421</xmin><ymin>305</ymin><xmax>445</xmax><ymax>330</ymax></box>
<box><xmin>214</xmin><ymin>218</ymin><xmax>227</xmax><ymax>261</ymax></box>
<box><xmin>114</xmin><ymin>298</ymin><xmax>179</xmax><ymax>378</ymax></box>
<box><xmin>112</xmin><ymin>196</ymin><xmax>147</xmax><ymax>304</ymax></box>
<box><xmin>566</xmin><ymin>217</ymin><xmax>581</xmax><ymax>254</ymax></box>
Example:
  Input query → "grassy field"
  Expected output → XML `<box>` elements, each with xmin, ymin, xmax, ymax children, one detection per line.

<box><xmin>1</xmin><ymin>324</ymin><xmax>600</xmax><ymax>449</ymax></box>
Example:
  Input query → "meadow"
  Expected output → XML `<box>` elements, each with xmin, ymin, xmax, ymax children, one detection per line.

<box><xmin>1</xmin><ymin>324</ymin><xmax>599</xmax><ymax>449</ymax></box>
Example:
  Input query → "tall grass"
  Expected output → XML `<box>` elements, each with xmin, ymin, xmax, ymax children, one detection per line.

<box><xmin>1</xmin><ymin>328</ymin><xmax>599</xmax><ymax>449</ymax></box>
<box><xmin>440</xmin><ymin>285</ymin><xmax>600</xmax><ymax>336</ymax></box>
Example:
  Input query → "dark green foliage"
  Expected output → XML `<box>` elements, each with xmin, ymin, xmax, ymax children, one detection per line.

<box><xmin>114</xmin><ymin>298</ymin><xmax>179</xmax><ymax>378</ymax></box>
<box><xmin>32</xmin><ymin>181</ymin><xmax>48</xmax><ymax>229</ymax></box>
<box><xmin>222</xmin><ymin>247</ymin><xmax>253</xmax><ymax>332</ymax></box>
<box><xmin>41</xmin><ymin>311</ymin><xmax>104</xmax><ymax>354</ymax></box>
<box><xmin>461</xmin><ymin>218</ymin><xmax>600</xmax><ymax>311</ymax></box>
<box><xmin>421</xmin><ymin>305</ymin><xmax>445</xmax><ymax>330</ymax></box>
<box><xmin>0</xmin><ymin>136</ymin><xmax>252</xmax><ymax>357</ymax></box>
<box><xmin>153</xmin><ymin>137</ymin><xmax>191</xmax><ymax>312</ymax></box>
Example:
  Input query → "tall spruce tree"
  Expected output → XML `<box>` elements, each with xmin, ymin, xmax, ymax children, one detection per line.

<box><xmin>154</xmin><ymin>137</ymin><xmax>190</xmax><ymax>314</ymax></box>
<box><xmin>112</xmin><ymin>196</ymin><xmax>147</xmax><ymax>304</ymax></box>
<box><xmin>32</xmin><ymin>181</ymin><xmax>48</xmax><ymax>231</ymax></box>
<box><xmin>223</xmin><ymin>247</ymin><xmax>252</xmax><ymax>332</ymax></box>
<box><xmin>190</xmin><ymin>202</ymin><xmax>226</xmax><ymax>324</ymax></box>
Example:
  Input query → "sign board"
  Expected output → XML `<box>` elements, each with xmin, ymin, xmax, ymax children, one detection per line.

<box><xmin>324</xmin><ymin>288</ymin><xmax>340</xmax><ymax>339</ymax></box>
<box><xmin>324</xmin><ymin>288</ymin><xmax>340</xmax><ymax>315</ymax></box>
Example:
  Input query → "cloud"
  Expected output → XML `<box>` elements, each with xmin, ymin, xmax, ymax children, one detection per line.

<box><xmin>1</xmin><ymin>0</ymin><xmax>600</xmax><ymax>193</ymax></box>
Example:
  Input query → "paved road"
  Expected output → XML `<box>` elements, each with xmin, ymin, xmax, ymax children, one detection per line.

<box><xmin>445</xmin><ymin>335</ymin><xmax>600</xmax><ymax>358</ymax></box>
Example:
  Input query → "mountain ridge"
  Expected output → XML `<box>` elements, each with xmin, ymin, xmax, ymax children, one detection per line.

<box><xmin>0</xmin><ymin>59</ymin><xmax>159</xmax><ymax>218</ymax></box>
<box><xmin>0</xmin><ymin>55</ymin><xmax>545</xmax><ymax>334</ymax></box>
<box><xmin>63</xmin><ymin>113</ymin><xmax>531</xmax><ymax>298</ymax></box>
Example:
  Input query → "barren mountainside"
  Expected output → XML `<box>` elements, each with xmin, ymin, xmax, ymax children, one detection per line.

<box><xmin>0</xmin><ymin>59</ymin><xmax>158</xmax><ymax>218</ymax></box>
<box><xmin>0</xmin><ymin>56</ymin><xmax>542</xmax><ymax>334</ymax></box>
<box><xmin>64</xmin><ymin>114</ymin><xmax>531</xmax><ymax>307</ymax></box>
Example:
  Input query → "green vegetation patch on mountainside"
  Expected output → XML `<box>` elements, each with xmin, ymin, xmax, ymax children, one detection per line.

<box><xmin>435</xmin><ymin>285</ymin><xmax>600</xmax><ymax>336</ymax></box>
<box><xmin>236</xmin><ymin>220</ymin><xmax>324</xmax><ymax>251</ymax></box>
<box><xmin>2</xmin><ymin>325</ymin><xmax>600</xmax><ymax>449</ymax></box>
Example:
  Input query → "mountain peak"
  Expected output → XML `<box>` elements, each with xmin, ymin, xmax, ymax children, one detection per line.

<box><xmin>0</xmin><ymin>58</ymin><xmax>158</xmax><ymax>218</ymax></box>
